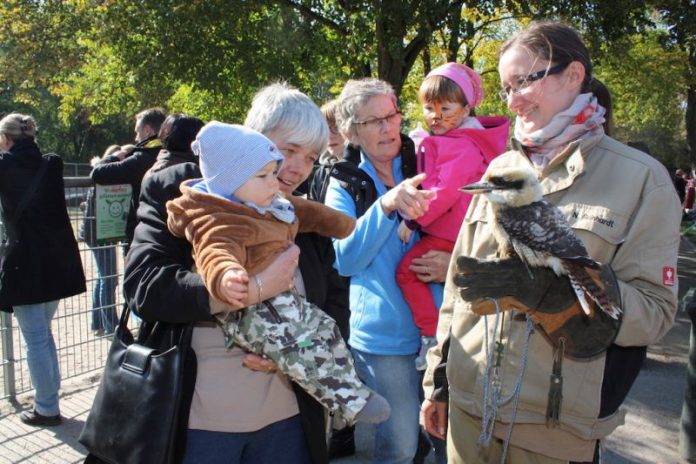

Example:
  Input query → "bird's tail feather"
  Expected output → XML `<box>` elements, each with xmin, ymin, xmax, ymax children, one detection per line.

<box><xmin>569</xmin><ymin>280</ymin><xmax>593</xmax><ymax>316</ymax></box>
<box><xmin>565</xmin><ymin>262</ymin><xmax>622</xmax><ymax>319</ymax></box>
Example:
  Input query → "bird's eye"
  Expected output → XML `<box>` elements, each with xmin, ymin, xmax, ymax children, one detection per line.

<box><xmin>509</xmin><ymin>180</ymin><xmax>525</xmax><ymax>190</ymax></box>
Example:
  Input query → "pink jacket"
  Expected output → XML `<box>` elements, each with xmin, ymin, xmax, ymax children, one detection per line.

<box><xmin>416</xmin><ymin>116</ymin><xmax>510</xmax><ymax>241</ymax></box>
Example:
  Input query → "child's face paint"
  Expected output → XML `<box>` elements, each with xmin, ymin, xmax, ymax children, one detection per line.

<box><xmin>422</xmin><ymin>100</ymin><xmax>469</xmax><ymax>135</ymax></box>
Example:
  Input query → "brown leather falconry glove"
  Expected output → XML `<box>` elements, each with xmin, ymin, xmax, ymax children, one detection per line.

<box><xmin>453</xmin><ymin>256</ymin><xmax>622</xmax><ymax>358</ymax></box>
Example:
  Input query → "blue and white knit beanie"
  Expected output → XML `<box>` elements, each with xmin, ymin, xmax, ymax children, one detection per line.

<box><xmin>192</xmin><ymin>121</ymin><xmax>285</xmax><ymax>198</ymax></box>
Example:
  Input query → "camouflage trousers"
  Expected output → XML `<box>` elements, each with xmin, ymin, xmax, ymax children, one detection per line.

<box><xmin>220</xmin><ymin>290</ymin><xmax>370</xmax><ymax>424</ymax></box>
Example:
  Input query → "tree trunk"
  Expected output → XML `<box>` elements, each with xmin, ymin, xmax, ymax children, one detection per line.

<box><xmin>375</xmin><ymin>0</ymin><xmax>409</xmax><ymax>96</ymax></box>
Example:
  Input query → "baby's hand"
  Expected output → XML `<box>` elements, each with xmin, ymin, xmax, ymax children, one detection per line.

<box><xmin>220</xmin><ymin>268</ymin><xmax>249</xmax><ymax>307</ymax></box>
<box><xmin>398</xmin><ymin>220</ymin><xmax>413</xmax><ymax>243</ymax></box>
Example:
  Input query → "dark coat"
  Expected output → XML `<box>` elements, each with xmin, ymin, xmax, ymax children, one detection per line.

<box><xmin>149</xmin><ymin>149</ymin><xmax>197</xmax><ymax>175</ymax></box>
<box><xmin>90</xmin><ymin>137</ymin><xmax>161</xmax><ymax>246</ymax></box>
<box><xmin>123</xmin><ymin>162</ymin><xmax>343</xmax><ymax>464</ymax></box>
<box><xmin>0</xmin><ymin>139</ymin><xmax>86</xmax><ymax>311</ymax></box>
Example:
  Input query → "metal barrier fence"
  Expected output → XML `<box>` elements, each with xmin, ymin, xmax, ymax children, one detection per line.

<box><xmin>0</xmin><ymin>177</ymin><xmax>132</xmax><ymax>401</ymax></box>
<box><xmin>63</xmin><ymin>162</ymin><xmax>93</xmax><ymax>177</ymax></box>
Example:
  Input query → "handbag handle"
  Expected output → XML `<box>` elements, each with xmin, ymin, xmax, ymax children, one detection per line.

<box><xmin>121</xmin><ymin>305</ymin><xmax>194</xmax><ymax>349</ymax></box>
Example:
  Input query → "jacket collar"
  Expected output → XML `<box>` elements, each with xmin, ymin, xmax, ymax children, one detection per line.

<box><xmin>136</xmin><ymin>135</ymin><xmax>162</xmax><ymax>150</ymax></box>
<box><xmin>156</xmin><ymin>149</ymin><xmax>196</xmax><ymax>164</ymax></box>
<box><xmin>7</xmin><ymin>139</ymin><xmax>42</xmax><ymax>167</ymax></box>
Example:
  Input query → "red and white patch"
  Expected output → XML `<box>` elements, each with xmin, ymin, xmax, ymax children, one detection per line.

<box><xmin>663</xmin><ymin>266</ymin><xmax>675</xmax><ymax>286</ymax></box>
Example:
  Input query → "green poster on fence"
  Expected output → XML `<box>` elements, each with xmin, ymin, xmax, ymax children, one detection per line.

<box><xmin>95</xmin><ymin>184</ymin><xmax>132</xmax><ymax>243</ymax></box>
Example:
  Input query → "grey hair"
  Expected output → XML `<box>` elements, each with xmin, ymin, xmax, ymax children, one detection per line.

<box><xmin>336</xmin><ymin>78</ymin><xmax>397</xmax><ymax>141</ymax></box>
<box><xmin>0</xmin><ymin>113</ymin><xmax>37</xmax><ymax>143</ymax></box>
<box><xmin>244</xmin><ymin>82</ymin><xmax>328</xmax><ymax>156</ymax></box>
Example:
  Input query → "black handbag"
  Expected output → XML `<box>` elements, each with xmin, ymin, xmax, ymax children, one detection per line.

<box><xmin>79</xmin><ymin>307</ymin><xmax>196</xmax><ymax>464</ymax></box>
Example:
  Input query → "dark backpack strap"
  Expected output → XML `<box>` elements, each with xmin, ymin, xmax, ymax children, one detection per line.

<box><xmin>330</xmin><ymin>162</ymin><xmax>376</xmax><ymax>218</ymax></box>
<box><xmin>327</xmin><ymin>137</ymin><xmax>415</xmax><ymax>218</ymax></box>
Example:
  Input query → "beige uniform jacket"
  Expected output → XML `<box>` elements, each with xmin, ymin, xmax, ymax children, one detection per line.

<box><xmin>423</xmin><ymin>134</ymin><xmax>681</xmax><ymax>455</ymax></box>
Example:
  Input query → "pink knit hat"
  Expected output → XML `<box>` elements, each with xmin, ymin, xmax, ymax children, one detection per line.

<box><xmin>426</xmin><ymin>62</ymin><xmax>484</xmax><ymax>108</ymax></box>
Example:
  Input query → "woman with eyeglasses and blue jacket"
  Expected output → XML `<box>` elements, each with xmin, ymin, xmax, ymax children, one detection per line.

<box><xmin>323</xmin><ymin>78</ymin><xmax>451</xmax><ymax>463</ymax></box>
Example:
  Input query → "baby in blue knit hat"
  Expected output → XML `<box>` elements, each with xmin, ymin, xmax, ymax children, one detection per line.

<box><xmin>167</xmin><ymin>121</ymin><xmax>391</xmax><ymax>425</ymax></box>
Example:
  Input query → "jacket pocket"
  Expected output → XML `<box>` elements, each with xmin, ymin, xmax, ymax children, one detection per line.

<box><xmin>558</xmin><ymin>203</ymin><xmax>629</xmax><ymax>262</ymax></box>
<box><xmin>559</xmin><ymin>203</ymin><xmax>628</xmax><ymax>245</ymax></box>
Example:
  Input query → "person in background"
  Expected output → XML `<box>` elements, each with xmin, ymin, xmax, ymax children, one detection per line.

<box><xmin>308</xmin><ymin>99</ymin><xmax>347</xmax><ymax>204</ymax></box>
<box><xmin>395</xmin><ymin>62</ymin><xmax>510</xmax><ymax>371</ymax></box>
<box><xmin>422</xmin><ymin>20</ymin><xmax>681</xmax><ymax>463</ymax></box>
<box><xmin>674</xmin><ymin>169</ymin><xmax>687</xmax><ymax>206</ymax></box>
<box><xmin>686</xmin><ymin>171</ymin><xmax>696</xmax><ymax>213</ymax></box>
<box><xmin>123</xmin><ymin>82</ymin><xmax>347</xmax><ymax>463</ymax></box>
<box><xmin>0</xmin><ymin>113</ymin><xmax>86</xmax><ymax>426</ymax></box>
<box><xmin>90</xmin><ymin>107</ymin><xmax>166</xmax><ymax>250</ymax></box>
<box><xmin>148</xmin><ymin>113</ymin><xmax>205</xmax><ymax>175</ymax></box>
<box><xmin>79</xmin><ymin>144</ymin><xmax>124</xmax><ymax>336</ymax></box>
<box><xmin>320</xmin><ymin>99</ymin><xmax>345</xmax><ymax>165</ymax></box>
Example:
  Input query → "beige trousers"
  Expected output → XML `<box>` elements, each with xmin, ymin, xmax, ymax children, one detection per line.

<box><xmin>447</xmin><ymin>406</ymin><xmax>568</xmax><ymax>464</ymax></box>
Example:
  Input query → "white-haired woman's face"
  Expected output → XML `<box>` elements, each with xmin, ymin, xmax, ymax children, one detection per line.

<box><xmin>349</xmin><ymin>94</ymin><xmax>402</xmax><ymax>163</ymax></box>
<box><xmin>0</xmin><ymin>135</ymin><xmax>12</xmax><ymax>151</ymax></box>
<box><xmin>265</xmin><ymin>128</ymin><xmax>319</xmax><ymax>194</ymax></box>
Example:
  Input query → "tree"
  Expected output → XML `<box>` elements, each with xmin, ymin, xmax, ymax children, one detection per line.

<box><xmin>277</xmin><ymin>0</ymin><xmax>471</xmax><ymax>95</ymax></box>
<box><xmin>1</xmin><ymin>0</ymin><xmax>692</xmax><ymax>167</ymax></box>
<box><xmin>0</xmin><ymin>0</ymin><xmax>131</xmax><ymax>160</ymax></box>
<box><xmin>651</xmin><ymin>0</ymin><xmax>696</xmax><ymax>163</ymax></box>
<box><xmin>595</xmin><ymin>30</ymin><xmax>689</xmax><ymax>167</ymax></box>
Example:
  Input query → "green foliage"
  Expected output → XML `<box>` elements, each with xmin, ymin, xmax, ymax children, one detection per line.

<box><xmin>0</xmin><ymin>0</ymin><xmax>691</xmax><ymax>168</ymax></box>
<box><xmin>167</xmin><ymin>83</ymin><xmax>246</xmax><ymax>123</ymax></box>
<box><xmin>55</xmin><ymin>40</ymin><xmax>140</xmax><ymax>124</ymax></box>
<box><xmin>594</xmin><ymin>30</ymin><xmax>688</xmax><ymax>166</ymax></box>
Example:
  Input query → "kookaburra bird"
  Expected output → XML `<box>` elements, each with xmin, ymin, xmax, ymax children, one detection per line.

<box><xmin>461</xmin><ymin>165</ymin><xmax>621</xmax><ymax>319</ymax></box>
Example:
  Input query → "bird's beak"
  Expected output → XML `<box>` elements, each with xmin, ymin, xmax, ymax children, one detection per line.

<box><xmin>459</xmin><ymin>181</ymin><xmax>496</xmax><ymax>194</ymax></box>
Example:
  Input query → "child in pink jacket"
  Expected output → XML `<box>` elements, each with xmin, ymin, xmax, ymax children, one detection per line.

<box><xmin>396</xmin><ymin>62</ymin><xmax>510</xmax><ymax>370</ymax></box>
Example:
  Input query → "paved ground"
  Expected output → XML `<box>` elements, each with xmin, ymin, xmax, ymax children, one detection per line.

<box><xmin>1</xmin><ymin>239</ymin><xmax>694</xmax><ymax>463</ymax></box>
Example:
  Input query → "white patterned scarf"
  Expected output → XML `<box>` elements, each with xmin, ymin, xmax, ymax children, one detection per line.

<box><xmin>514</xmin><ymin>93</ymin><xmax>605</xmax><ymax>170</ymax></box>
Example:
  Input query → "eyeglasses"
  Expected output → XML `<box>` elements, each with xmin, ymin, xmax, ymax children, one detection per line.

<box><xmin>499</xmin><ymin>62</ymin><xmax>569</xmax><ymax>102</ymax></box>
<box><xmin>352</xmin><ymin>110</ymin><xmax>402</xmax><ymax>131</ymax></box>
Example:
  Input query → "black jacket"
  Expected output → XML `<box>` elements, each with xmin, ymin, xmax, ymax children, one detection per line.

<box><xmin>149</xmin><ymin>149</ymin><xmax>197</xmax><ymax>176</ymax></box>
<box><xmin>0</xmin><ymin>139</ymin><xmax>86</xmax><ymax>311</ymax></box>
<box><xmin>90</xmin><ymin>137</ymin><xmax>161</xmax><ymax>246</ymax></box>
<box><xmin>124</xmin><ymin>162</ymin><xmax>340</xmax><ymax>464</ymax></box>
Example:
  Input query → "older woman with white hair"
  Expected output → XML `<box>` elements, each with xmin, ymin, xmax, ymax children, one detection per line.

<box><xmin>323</xmin><ymin>78</ymin><xmax>445</xmax><ymax>463</ymax></box>
<box><xmin>123</xmin><ymin>83</ymin><xmax>346</xmax><ymax>464</ymax></box>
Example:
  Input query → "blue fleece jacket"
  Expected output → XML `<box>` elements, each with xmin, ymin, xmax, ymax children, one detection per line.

<box><xmin>325</xmin><ymin>151</ymin><xmax>442</xmax><ymax>356</ymax></box>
